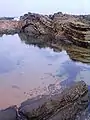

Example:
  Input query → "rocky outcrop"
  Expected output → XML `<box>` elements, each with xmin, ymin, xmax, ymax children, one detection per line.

<box><xmin>64</xmin><ymin>21</ymin><xmax>90</xmax><ymax>47</ymax></box>
<box><xmin>0</xmin><ymin>81</ymin><xmax>89</xmax><ymax>120</ymax></box>
<box><xmin>0</xmin><ymin>20</ymin><xmax>20</xmax><ymax>34</ymax></box>
<box><xmin>19</xmin><ymin>12</ymin><xmax>90</xmax><ymax>47</ymax></box>
<box><xmin>0</xmin><ymin>12</ymin><xmax>90</xmax><ymax>47</ymax></box>
<box><xmin>18</xmin><ymin>81</ymin><xmax>89</xmax><ymax>120</ymax></box>
<box><xmin>20</xmin><ymin>12</ymin><xmax>54</xmax><ymax>36</ymax></box>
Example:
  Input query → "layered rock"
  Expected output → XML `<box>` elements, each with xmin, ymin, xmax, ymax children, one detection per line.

<box><xmin>64</xmin><ymin>21</ymin><xmax>90</xmax><ymax>47</ymax></box>
<box><xmin>20</xmin><ymin>12</ymin><xmax>54</xmax><ymax>36</ymax></box>
<box><xmin>0</xmin><ymin>12</ymin><xmax>90</xmax><ymax>47</ymax></box>
<box><xmin>19</xmin><ymin>12</ymin><xmax>90</xmax><ymax>47</ymax></box>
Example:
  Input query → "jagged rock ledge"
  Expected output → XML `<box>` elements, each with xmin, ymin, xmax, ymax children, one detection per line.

<box><xmin>19</xmin><ymin>12</ymin><xmax>90</xmax><ymax>47</ymax></box>
<box><xmin>0</xmin><ymin>12</ymin><xmax>90</xmax><ymax>47</ymax></box>
<box><xmin>0</xmin><ymin>81</ymin><xmax>89</xmax><ymax>120</ymax></box>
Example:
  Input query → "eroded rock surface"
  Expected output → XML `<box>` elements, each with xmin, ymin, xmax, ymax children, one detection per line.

<box><xmin>0</xmin><ymin>81</ymin><xmax>89</xmax><ymax>120</ymax></box>
<box><xmin>0</xmin><ymin>12</ymin><xmax>90</xmax><ymax>47</ymax></box>
<box><xmin>19</xmin><ymin>12</ymin><xmax>90</xmax><ymax>47</ymax></box>
<box><xmin>18</xmin><ymin>81</ymin><xmax>89</xmax><ymax>120</ymax></box>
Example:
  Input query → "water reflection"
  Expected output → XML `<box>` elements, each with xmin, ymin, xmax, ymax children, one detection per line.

<box><xmin>19</xmin><ymin>33</ymin><xmax>90</xmax><ymax>64</ymax></box>
<box><xmin>0</xmin><ymin>33</ymin><xmax>90</xmax><ymax>108</ymax></box>
<box><xmin>19</xmin><ymin>33</ymin><xmax>90</xmax><ymax>86</ymax></box>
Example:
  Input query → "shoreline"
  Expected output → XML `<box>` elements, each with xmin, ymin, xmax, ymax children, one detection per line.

<box><xmin>0</xmin><ymin>12</ymin><xmax>90</xmax><ymax>119</ymax></box>
<box><xmin>0</xmin><ymin>12</ymin><xmax>90</xmax><ymax>48</ymax></box>
<box><xmin>0</xmin><ymin>81</ymin><xmax>89</xmax><ymax>120</ymax></box>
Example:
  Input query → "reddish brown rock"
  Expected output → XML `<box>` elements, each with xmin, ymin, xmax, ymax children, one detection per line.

<box><xmin>0</xmin><ymin>20</ymin><xmax>20</xmax><ymax>34</ymax></box>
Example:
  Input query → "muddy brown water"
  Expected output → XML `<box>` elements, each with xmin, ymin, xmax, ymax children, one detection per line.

<box><xmin>0</xmin><ymin>34</ymin><xmax>90</xmax><ymax>109</ymax></box>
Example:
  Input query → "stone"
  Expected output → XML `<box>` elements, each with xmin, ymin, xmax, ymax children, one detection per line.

<box><xmin>0</xmin><ymin>12</ymin><xmax>90</xmax><ymax>47</ymax></box>
<box><xmin>0</xmin><ymin>106</ymin><xmax>17</xmax><ymax>120</ymax></box>
<box><xmin>64</xmin><ymin>21</ymin><xmax>90</xmax><ymax>47</ymax></box>
<box><xmin>19</xmin><ymin>81</ymin><xmax>89</xmax><ymax>120</ymax></box>
<box><xmin>19</xmin><ymin>12</ymin><xmax>90</xmax><ymax>47</ymax></box>
<box><xmin>20</xmin><ymin>13</ymin><xmax>53</xmax><ymax>36</ymax></box>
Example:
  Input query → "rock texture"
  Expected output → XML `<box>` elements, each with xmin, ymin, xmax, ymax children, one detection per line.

<box><xmin>0</xmin><ymin>20</ymin><xmax>20</xmax><ymax>34</ymax></box>
<box><xmin>18</xmin><ymin>81</ymin><xmax>89</xmax><ymax>120</ymax></box>
<box><xmin>20</xmin><ymin>12</ymin><xmax>54</xmax><ymax>36</ymax></box>
<box><xmin>19</xmin><ymin>12</ymin><xmax>90</xmax><ymax>47</ymax></box>
<box><xmin>64</xmin><ymin>21</ymin><xmax>90</xmax><ymax>47</ymax></box>
<box><xmin>0</xmin><ymin>12</ymin><xmax>90</xmax><ymax>47</ymax></box>
<box><xmin>0</xmin><ymin>81</ymin><xmax>89</xmax><ymax>120</ymax></box>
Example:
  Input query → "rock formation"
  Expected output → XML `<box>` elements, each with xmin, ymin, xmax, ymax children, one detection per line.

<box><xmin>19</xmin><ymin>12</ymin><xmax>90</xmax><ymax>47</ymax></box>
<box><xmin>0</xmin><ymin>81</ymin><xmax>89</xmax><ymax>120</ymax></box>
<box><xmin>64</xmin><ymin>21</ymin><xmax>90</xmax><ymax>47</ymax></box>
<box><xmin>0</xmin><ymin>12</ymin><xmax>90</xmax><ymax>47</ymax></box>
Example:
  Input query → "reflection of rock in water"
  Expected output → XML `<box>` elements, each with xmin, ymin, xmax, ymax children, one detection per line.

<box><xmin>19</xmin><ymin>33</ymin><xmax>90</xmax><ymax>63</ymax></box>
<box><xmin>66</xmin><ymin>45</ymin><xmax>90</xmax><ymax>64</ymax></box>
<box><xmin>19</xmin><ymin>33</ymin><xmax>62</xmax><ymax>52</ymax></box>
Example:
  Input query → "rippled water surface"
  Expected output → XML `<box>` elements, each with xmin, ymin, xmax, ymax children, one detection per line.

<box><xmin>0</xmin><ymin>34</ymin><xmax>90</xmax><ymax>109</ymax></box>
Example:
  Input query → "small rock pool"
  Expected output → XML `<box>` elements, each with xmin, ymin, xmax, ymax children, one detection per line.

<box><xmin>0</xmin><ymin>34</ymin><xmax>90</xmax><ymax>109</ymax></box>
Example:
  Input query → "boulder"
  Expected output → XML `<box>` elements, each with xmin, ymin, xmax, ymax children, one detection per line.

<box><xmin>19</xmin><ymin>81</ymin><xmax>89</xmax><ymax>120</ymax></box>
<box><xmin>0</xmin><ymin>81</ymin><xmax>89</xmax><ymax>120</ymax></box>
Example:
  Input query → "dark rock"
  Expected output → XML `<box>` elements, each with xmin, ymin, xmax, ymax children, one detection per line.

<box><xmin>0</xmin><ymin>17</ymin><xmax>14</xmax><ymax>20</ymax></box>
<box><xmin>0</xmin><ymin>106</ymin><xmax>17</xmax><ymax>120</ymax></box>
<box><xmin>19</xmin><ymin>81</ymin><xmax>89</xmax><ymax>120</ymax></box>
<box><xmin>20</xmin><ymin>13</ymin><xmax>53</xmax><ymax>36</ymax></box>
